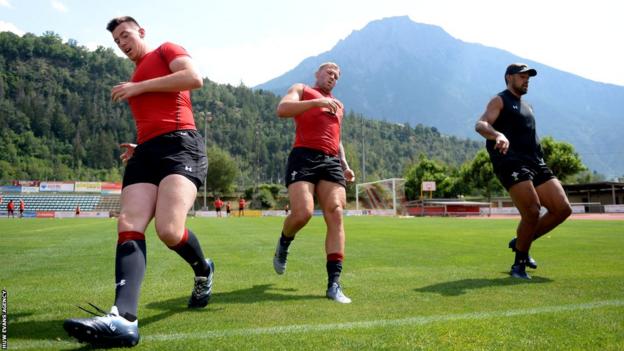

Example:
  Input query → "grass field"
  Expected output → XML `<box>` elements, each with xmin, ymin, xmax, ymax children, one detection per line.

<box><xmin>2</xmin><ymin>216</ymin><xmax>623</xmax><ymax>350</ymax></box>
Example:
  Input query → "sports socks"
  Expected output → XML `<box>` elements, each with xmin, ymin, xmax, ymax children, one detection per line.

<box><xmin>514</xmin><ymin>250</ymin><xmax>529</xmax><ymax>265</ymax></box>
<box><xmin>114</xmin><ymin>231</ymin><xmax>146</xmax><ymax>321</ymax></box>
<box><xmin>326</xmin><ymin>252</ymin><xmax>344</xmax><ymax>287</ymax></box>
<box><xmin>168</xmin><ymin>228</ymin><xmax>210</xmax><ymax>277</ymax></box>
<box><xmin>279</xmin><ymin>232</ymin><xmax>294</xmax><ymax>249</ymax></box>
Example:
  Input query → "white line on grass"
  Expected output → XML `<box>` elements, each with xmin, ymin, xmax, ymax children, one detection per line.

<box><xmin>147</xmin><ymin>299</ymin><xmax>624</xmax><ymax>341</ymax></box>
<box><xmin>11</xmin><ymin>299</ymin><xmax>624</xmax><ymax>349</ymax></box>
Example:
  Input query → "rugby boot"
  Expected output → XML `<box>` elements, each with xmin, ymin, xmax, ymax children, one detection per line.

<box><xmin>509</xmin><ymin>237</ymin><xmax>538</xmax><ymax>269</ymax></box>
<box><xmin>188</xmin><ymin>258</ymin><xmax>214</xmax><ymax>308</ymax></box>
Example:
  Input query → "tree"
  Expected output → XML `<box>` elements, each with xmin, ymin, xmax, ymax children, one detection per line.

<box><xmin>205</xmin><ymin>146</ymin><xmax>238</xmax><ymax>195</ymax></box>
<box><xmin>567</xmin><ymin>170</ymin><xmax>606</xmax><ymax>184</ymax></box>
<box><xmin>460</xmin><ymin>149</ymin><xmax>504</xmax><ymax>200</ymax></box>
<box><xmin>404</xmin><ymin>155</ymin><xmax>455</xmax><ymax>200</ymax></box>
<box><xmin>540</xmin><ymin>136</ymin><xmax>586</xmax><ymax>182</ymax></box>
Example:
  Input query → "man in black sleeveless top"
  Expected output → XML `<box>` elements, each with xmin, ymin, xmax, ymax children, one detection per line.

<box><xmin>475</xmin><ymin>63</ymin><xmax>572</xmax><ymax>279</ymax></box>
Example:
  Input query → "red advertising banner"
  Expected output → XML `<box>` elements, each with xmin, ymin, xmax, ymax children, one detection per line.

<box><xmin>13</xmin><ymin>180</ymin><xmax>40</xmax><ymax>186</ymax></box>
<box><xmin>101</xmin><ymin>182</ymin><xmax>122</xmax><ymax>195</ymax></box>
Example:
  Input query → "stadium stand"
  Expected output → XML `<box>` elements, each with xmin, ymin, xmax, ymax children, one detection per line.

<box><xmin>0</xmin><ymin>194</ymin><xmax>101</xmax><ymax>211</ymax></box>
<box><xmin>95</xmin><ymin>195</ymin><xmax>121</xmax><ymax>212</ymax></box>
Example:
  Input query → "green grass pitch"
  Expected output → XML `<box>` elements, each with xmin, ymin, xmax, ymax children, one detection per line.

<box><xmin>2</xmin><ymin>216</ymin><xmax>623</xmax><ymax>350</ymax></box>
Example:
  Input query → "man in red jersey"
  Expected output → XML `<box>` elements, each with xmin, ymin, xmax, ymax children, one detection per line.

<box><xmin>272</xmin><ymin>62</ymin><xmax>355</xmax><ymax>304</ymax></box>
<box><xmin>238</xmin><ymin>197</ymin><xmax>246</xmax><ymax>217</ymax></box>
<box><xmin>214</xmin><ymin>197</ymin><xmax>223</xmax><ymax>217</ymax></box>
<box><xmin>18</xmin><ymin>199</ymin><xmax>24</xmax><ymax>218</ymax></box>
<box><xmin>64</xmin><ymin>16</ymin><xmax>213</xmax><ymax>348</ymax></box>
<box><xmin>6</xmin><ymin>199</ymin><xmax>14</xmax><ymax>218</ymax></box>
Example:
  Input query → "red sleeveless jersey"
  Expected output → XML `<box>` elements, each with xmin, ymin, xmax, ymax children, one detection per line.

<box><xmin>293</xmin><ymin>86</ymin><xmax>343</xmax><ymax>156</ymax></box>
<box><xmin>129</xmin><ymin>42</ymin><xmax>196</xmax><ymax>144</ymax></box>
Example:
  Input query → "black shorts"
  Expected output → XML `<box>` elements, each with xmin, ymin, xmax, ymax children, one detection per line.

<box><xmin>285</xmin><ymin>147</ymin><xmax>346</xmax><ymax>188</ymax></box>
<box><xmin>123</xmin><ymin>130</ymin><xmax>208</xmax><ymax>189</ymax></box>
<box><xmin>493</xmin><ymin>157</ymin><xmax>556</xmax><ymax>190</ymax></box>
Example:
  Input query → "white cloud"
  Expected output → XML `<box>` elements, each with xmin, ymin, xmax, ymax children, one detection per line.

<box><xmin>51</xmin><ymin>0</ymin><xmax>68</xmax><ymax>13</ymax></box>
<box><xmin>0</xmin><ymin>0</ymin><xmax>12</xmax><ymax>8</ymax></box>
<box><xmin>0</xmin><ymin>21</ymin><xmax>24</xmax><ymax>36</ymax></box>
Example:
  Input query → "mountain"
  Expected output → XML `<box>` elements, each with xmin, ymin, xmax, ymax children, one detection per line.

<box><xmin>256</xmin><ymin>16</ymin><xmax>624</xmax><ymax>178</ymax></box>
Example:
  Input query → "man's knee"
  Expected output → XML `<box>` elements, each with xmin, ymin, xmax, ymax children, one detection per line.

<box><xmin>521</xmin><ymin>204</ymin><xmax>541</xmax><ymax>224</ymax></box>
<box><xmin>290</xmin><ymin>209</ymin><xmax>313</xmax><ymax>227</ymax></box>
<box><xmin>553</xmin><ymin>202</ymin><xmax>572</xmax><ymax>221</ymax></box>
<box><xmin>155</xmin><ymin>223</ymin><xmax>183</xmax><ymax>246</ymax></box>
<box><xmin>324</xmin><ymin>203</ymin><xmax>344</xmax><ymax>220</ymax></box>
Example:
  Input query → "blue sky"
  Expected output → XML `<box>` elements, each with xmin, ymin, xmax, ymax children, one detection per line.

<box><xmin>1</xmin><ymin>0</ymin><xmax>623</xmax><ymax>87</ymax></box>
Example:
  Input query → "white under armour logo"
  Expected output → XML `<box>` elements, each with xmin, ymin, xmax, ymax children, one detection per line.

<box><xmin>511</xmin><ymin>171</ymin><xmax>519</xmax><ymax>180</ymax></box>
<box><xmin>291</xmin><ymin>171</ymin><xmax>297</xmax><ymax>180</ymax></box>
<box><xmin>185</xmin><ymin>166</ymin><xmax>193</xmax><ymax>172</ymax></box>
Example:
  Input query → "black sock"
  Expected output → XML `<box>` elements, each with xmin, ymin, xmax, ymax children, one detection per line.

<box><xmin>514</xmin><ymin>250</ymin><xmax>529</xmax><ymax>265</ymax></box>
<box><xmin>326</xmin><ymin>260</ymin><xmax>343</xmax><ymax>287</ymax></box>
<box><xmin>114</xmin><ymin>233</ymin><xmax>146</xmax><ymax>319</ymax></box>
<box><xmin>169</xmin><ymin>229</ymin><xmax>210</xmax><ymax>277</ymax></box>
<box><xmin>279</xmin><ymin>232</ymin><xmax>294</xmax><ymax>249</ymax></box>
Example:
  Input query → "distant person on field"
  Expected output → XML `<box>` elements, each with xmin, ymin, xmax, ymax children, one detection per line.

<box><xmin>238</xmin><ymin>197</ymin><xmax>246</xmax><ymax>217</ymax></box>
<box><xmin>63</xmin><ymin>16</ymin><xmax>213</xmax><ymax>348</ymax></box>
<box><xmin>214</xmin><ymin>197</ymin><xmax>223</xmax><ymax>217</ymax></box>
<box><xmin>273</xmin><ymin>62</ymin><xmax>355</xmax><ymax>303</ymax></box>
<box><xmin>284</xmin><ymin>203</ymin><xmax>289</xmax><ymax>215</ymax></box>
<box><xmin>475</xmin><ymin>63</ymin><xmax>572</xmax><ymax>280</ymax></box>
<box><xmin>226</xmin><ymin>201</ymin><xmax>231</xmax><ymax>217</ymax></box>
<box><xmin>7</xmin><ymin>199</ymin><xmax>15</xmax><ymax>218</ymax></box>
<box><xmin>75</xmin><ymin>205</ymin><xmax>81</xmax><ymax>216</ymax></box>
<box><xmin>19</xmin><ymin>199</ymin><xmax>25</xmax><ymax>218</ymax></box>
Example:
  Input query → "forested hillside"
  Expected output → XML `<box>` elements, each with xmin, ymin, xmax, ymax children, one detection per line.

<box><xmin>0</xmin><ymin>31</ymin><xmax>481</xmax><ymax>186</ymax></box>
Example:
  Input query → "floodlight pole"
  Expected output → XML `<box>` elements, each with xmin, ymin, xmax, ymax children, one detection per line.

<box><xmin>361</xmin><ymin>116</ymin><xmax>366</xmax><ymax>182</ymax></box>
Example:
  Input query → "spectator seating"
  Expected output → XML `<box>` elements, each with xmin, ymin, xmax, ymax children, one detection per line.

<box><xmin>95</xmin><ymin>196</ymin><xmax>121</xmax><ymax>212</ymax></box>
<box><xmin>0</xmin><ymin>194</ymin><xmax>101</xmax><ymax>212</ymax></box>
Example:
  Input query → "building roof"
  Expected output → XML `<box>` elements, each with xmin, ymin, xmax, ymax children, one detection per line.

<box><xmin>563</xmin><ymin>181</ymin><xmax>624</xmax><ymax>192</ymax></box>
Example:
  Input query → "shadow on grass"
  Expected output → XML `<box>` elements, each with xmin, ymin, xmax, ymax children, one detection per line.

<box><xmin>415</xmin><ymin>275</ymin><xmax>554</xmax><ymax>296</ymax></box>
<box><xmin>141</xmin><ymin>283</ymin><xmax>322</xmax><ymax>326</ymax></box>
<box><xmin>8</xmin><ymin>284</ymin><xmax>322</xmax><ymax>347</ymax></box>
<box><xmin>7</xmin><ymin>312</ymin><xmax>90</xmax><ymax>349</ymax></box>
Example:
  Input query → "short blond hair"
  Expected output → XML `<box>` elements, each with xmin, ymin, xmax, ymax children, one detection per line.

<box><xmin>317</xmin><ymin>62</ymin><xmax>340</xmax><ymax>74</ymax></box>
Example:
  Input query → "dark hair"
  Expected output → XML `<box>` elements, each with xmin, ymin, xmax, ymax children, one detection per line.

<box><xmin>106</xmin><ymin>16</ymin><xmax>140</xmax><ymax>33</ymax></box>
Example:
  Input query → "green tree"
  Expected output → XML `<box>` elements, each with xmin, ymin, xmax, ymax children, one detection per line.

<box><xmin>404</xmin><ymin>155</ymin><xmax>454</xmax><ymax>200</ymax></box>
<box><xmin>568</xmin><ymin>170</ymin><xmax>606</xmax><ymax>184</ymax></box>
<box><xmin>540</xmin><ymin>136</ymin><xmax>586</xmax><ymax>182</ymax></box>
<box><xmin>460</xmin><ymin>149</ymin><xmax>504</xmax><ymax>200</ymax></box>
<box><xmin>254</xmin><ymin>188</ymin><xmax>276</xmax><ymax>209</ymax></box>
<box><xmin>205</xmin><ymin>146</ymin><xmax>239</xmax><ymax>195</ymax></box>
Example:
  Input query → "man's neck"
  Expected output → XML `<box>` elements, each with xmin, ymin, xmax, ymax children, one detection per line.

<box><xmin>507</xmin><ymin>87</ymin><xmax>523</xmax><ymax>99</ymax></box>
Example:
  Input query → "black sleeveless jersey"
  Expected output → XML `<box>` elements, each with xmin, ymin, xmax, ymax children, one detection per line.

<box><xmin>486</xmin><ymin>89</ymin><xmax>544</xmax><ymax>164</ymax></box>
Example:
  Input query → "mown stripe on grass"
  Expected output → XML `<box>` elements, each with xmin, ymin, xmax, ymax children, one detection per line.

<box><xmin>148</xmin><ymin>299</ymin><xmax>624</xmax><ymax>340</ymax></box>
<box><xmin>10</xmin><ymin>299</ymin><xmax>624</xmax><ymax>349</ymax></box>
